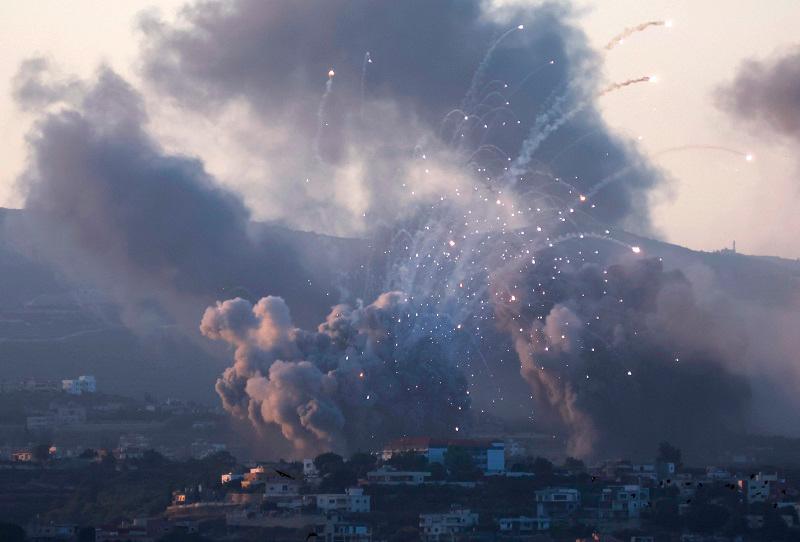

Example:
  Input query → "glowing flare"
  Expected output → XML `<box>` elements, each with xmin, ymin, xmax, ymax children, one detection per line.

<box><xmin>328</xmin><ymin>69</ymin><xmax>335</xmax><ymax>78</ymax></box>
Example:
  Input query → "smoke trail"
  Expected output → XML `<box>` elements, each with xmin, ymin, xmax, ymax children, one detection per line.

<box><xmin>507</xmin><ymin>76</ymin><xmax>654</xmax><ymax>183</ymax></box>
<box><xmin>314</xmin><ymin>71</ymin><xmax>335</xmax><ymax>162</ymax></box>
<box><xmin>462</xmin><ymin>24</ymin><xmax>524</xmax><ymax>113</ymax></box>
<box><xmin>597</xmin><ymin>76</ymin><xmax>654</xmax><ymax>97</ymax></box>
<box><xmin>360</xmin><ymin>52</ymin><xmax>372</xmax><ymax>116</ymax></box>
<box><xmin>605</xmin><ymin>20</ymin><xmax>667</xmax><ymax>51</ymax></box>
<box><xmin>655</xmin><ymin>145</ymin><xmax>752</xmax><ymax>160</ymax></box>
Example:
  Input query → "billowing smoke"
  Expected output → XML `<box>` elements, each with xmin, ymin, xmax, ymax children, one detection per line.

<box><xmin>200</xmin><ymin>291</ymin><xmax>469</xmax><ymax>455</ymax></box>
<box><xmin>492</xmin><ymin>254</ymin><xmax>752</xmax><ymax>458</ymax></box>
<box><xmin>11</xmin><ymin>64</ymin><xmax>329</xmax><ymax>328</ymax></box>
<box><xmin>716</xmin><ymin>46</ymin><xmax>800</xmax><ymax>142</ymax></box>
<box><xmin>139</xmin><ymin>0</ymin><xmax>661</xmax><ymax>234</ymax></box>
<box><xmin>10</xmin><ymin>0</ymin><xmax>798</xmax><ymax>460</ymax></box>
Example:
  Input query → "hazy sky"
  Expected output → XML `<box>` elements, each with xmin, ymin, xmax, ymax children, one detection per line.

<box><xmin>2</xmin><ymin>0</ymin><xmax>798</xmax><ymax>257</ymax></box>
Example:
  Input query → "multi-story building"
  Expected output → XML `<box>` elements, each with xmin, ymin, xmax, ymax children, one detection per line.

<box><xmin>381</xmin><ymin>437</ymin><xmax>505</xmax><ymax>473</ymax></box>
<box><xmin>535</xmin><ymin>487</ymin><xmax>581</xmax><ymax>518</ymax></box>
<box><xmin>365</xmin><ymin>466</ymin><xmax>430</xmax><ymax>485</ymax></box>
<box><xmin>61</xmin><ymin>375</ymin><xmax>96</xmax><ymax>395</ymax></box>
<box><xmin>316</xmin><ymin>513</ymin><xmax>372</xmax><ymax>542</ymax></box>
<box><xmin>265</xmin><ymin>479</ymin><xmax>301</xmax><ymax>498</ymax></box>
<box><xmin>316</xmin><ymin>488</ymin><xmax>371</xmax><ymax>513</ymax></box>
<box><xmin>26</xmin><ymin>405</ymin><xmax>87</xmax><ymax>432</ymax></box>
<box><xmin>739</xmin><ymin>472</ymin><xmax>780</xmax><ymax>503</ymax></box>
<box><xmin>498</xmin><ymin>515</ymin><xmax>550</xmax><ymax>533</ymax></box>
<box><xmin>419</xmin><ymin>508</ymin><xmax>478</xmax><ymax>542</ymax></box>
<box><xmin>598</xmin><ymin>484</ymin><xmax>650</xmax><ymax>520</ymax></box>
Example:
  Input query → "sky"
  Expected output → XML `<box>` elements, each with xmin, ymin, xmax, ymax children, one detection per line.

<box><xmin>1</xmin><ymin>0</ymin><xmax>799</xmax><ymax>258</ymax></box>
<box><xmin>3</xmin><ymin>0</ymin><xmax>800</xmax><ymax>458</ymax></box>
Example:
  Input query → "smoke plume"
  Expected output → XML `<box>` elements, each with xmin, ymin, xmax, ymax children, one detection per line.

<box><xmin>201</xmin><ymin>292</ymin><xmax>469</xmax><ymax>455</ymax></box>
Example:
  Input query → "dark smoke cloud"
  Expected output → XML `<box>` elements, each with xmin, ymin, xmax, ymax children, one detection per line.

<box><xmin>717</xmin><ymin>46</ymin><xmax>800</xmax><ymax>141</ymax></box>
<box><xmin>139</xmin><ymin>0</ymin><xmax>662</xmax><ymax>233</ymax></box>
<box><xmin>11</xmin><ymin>57</ymin><xmax>85</xmax><ymax>112</ymax></box>
<box><xmin>493</xmin><ymin>255</ymin><xmax>752</xmax><ymax>458</ymax></box>
<box><xmin>201</xmin><ymin>291</ymin><xmax>469</xmax><ymax>455</ymax></box>
<box><xmin>13</xmin><ymin>64</ymin><xmax>327</xmax><ymax>328</ymax></box>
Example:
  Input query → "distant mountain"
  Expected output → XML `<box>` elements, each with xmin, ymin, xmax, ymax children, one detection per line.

<box><xmin>2</xmin><ymin>206</ymin><xmax>799</xmax><ymax>406</ymax></box>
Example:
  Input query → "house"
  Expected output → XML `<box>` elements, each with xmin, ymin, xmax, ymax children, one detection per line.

<box><xmin>316</xmin><ymin>488</ymin><xmax>371</xmax><ymax>513</ymax></box>
<box><xmin>365</xmin><ymin>466</ymin><xmax>430</xmax><ymax>485</ymax></box>
<box><xmin>305</xmin><ymin>458</ymin><xmax>321</xmax><ymax>479</ymax></box>
<box><xmin>598</xmin><ymin>485</ymin><xmax>650</xmax><ymax>520</ymax></box>
<box><xmin>382</xmin><ymin>437</ymin><xmax>505</xmax><ymax>473</ymax></box>
<box><xmin>315</xmin><ymin>513</ymin><xmax>372</xmax><ymax>542</ymax></box>
<box><xmin>25</xmin><ymin>523</ymin><xmax>80</xmax><ymax>540</ymax></box>
<box><xmin>12</xmin><ymin>450</ymin><xmax>33</xmax><ymax>462</ymax></box>
<box><xmin>498</xmin><ymin>516</ymin><xmax>550</xmax><ymax>533</ymax></box>
<box><xmin>535</xmin><ymin>487</ymin><xmax>581</xmax><ymax>517</ymax></box>
<box><xmin>221</xmin><ymin>472</ymin><xmax>245</xmax><ymax>485</ymax></box>
<box><xmin>419</xmin><ymin>508</ymin><xmax>478</xmax><ymax>542</ymax></box>
<box><xmin>738</xmin><ymin>472</ymin><xmax>780</xmax><ymax>503</ymax></box>
<box><xmin>61</xmin><ymin>375</ymin><xmax>96</xmax><ymax>395</ymax></box>
<box><xmin>241</xmin><ymin>465</ymin><xmax>269</xmax><ymax>489</ymax></box>
<box><xmin>265</xmin><ymin>479</ymin><xmax>301</xmax><ymax>498</ymax></box>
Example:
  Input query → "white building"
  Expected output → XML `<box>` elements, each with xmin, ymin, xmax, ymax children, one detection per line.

<box><xmin>739</xmin><ymin>472</ymin><xmax>779</xmax><ymax>503</ymax></box>
<box><xmin>265</xmin><ymin>480</ymin><xmax>301</xmax><ymax>498</ymax></box>
<box><xmin>316</xmin><ymin>488</ymin><xmax>371</xmax><ymax>513</ymax></box>
<box><xmin>62</xmin><ymin>375</ymin><xmax>96</xmax><ymax>395</ymax></box>
<box><xmin>419</xmin><ymin>508</ymin><xmax>478</xmax><ymax>542</ymax></box>
<box><xmin>381</xmin><ymin>437</ymin><xmax>505</xmax><ymax>473</ymax></box>
<box><xmin>366</xmin><ymin>467</ymin><xmax>430</xmax><ymax>485</ymax></box>
<box><xmin>498</xmin><ymin>516</ymin><xmax>550</xmax><ymax>533</ymax></box>
<box><xmin>599</xmin><ymin>485</ymin><xmax>650</xmax><ymax>519</ymax></box>
<box><xmin>304</xmin><ymin>458</ymin><xmax>320</xmax><ymax>479</ymax></box>
<box><xmin>534</xmin><ymin>487</ymin><xmax>581</xmax><ymax>523</ymax></box>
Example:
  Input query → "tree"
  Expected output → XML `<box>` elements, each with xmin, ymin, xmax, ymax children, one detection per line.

<box><xmin>33</xmin><ymin>442</ymin><xmax>52</xmax><ymax>463</ymax></box>
<box><xmin>657</xmin><ymin>441</ymin><xmax>682</xmax><ymax>466</ymax></box>
<box><xmin>685</xmin><ymin>503</ymin><xmax>729</xmax><ymax>534</ymax></box>
<box><xmin>0</xmin><ymin>522</ymin><xmax>25</xmax><ymax>542</ymax></box>
<box><xmin>532</xmin><ymin>457</ymin><xmax>554</xmax><ymax>478</ymax></box>
<box><xmin>444</xmin><ymin>446</ymin><xmax>479</xmax><ymax>481</ymax></box>
<box><xmin>386</xmin><ymin>451</ymin><xmax>428</xmax><ymax>471</ymax></box>
<box><xmin>79</xmin><ymin>448</ymin><xmax>97</xmax><ymax>459</ymax></box>
<box><xmin>563</xmin><ymin>456</ymin><xmax>585</xmax><ymax>471</ymax></box>
<box><xmin>348</xmin><ymin>452</ymin><xmax>377</xmax><ymax>477</ymax></box>
<box><xmin>429</xmin><ymin>462</ymin><xmax>446</xmax><ymax>481</ymax></box>
<box><xmin>314</xmin><ymin>452</ymin><xmax>345</xmax><ymax>476</ymax></box>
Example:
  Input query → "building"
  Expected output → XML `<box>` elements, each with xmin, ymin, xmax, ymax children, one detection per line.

<box><xmin>221</xmin><ymin>472</ymin><xmax>245</xmax><ymax>485</ymax></box>
<box><xmin>265</xmin><ymin>479</ymin><xmax>301</xmax><ymax>498</ymax></box>
<box><xmin>315</xmin><ymin>513</ymin><xmax>373</xmax><ymax>542</ymax></box>
<box><xmin>316</xmin><ymin>488</ymin><xmax>371</xmax><ymax>513</ymax></box>
<box><xmin>598</xmin><ymin>485</ymin><xmax>650</xmax><ymax>520</ymax></box>
<box><xmin>26</xmin><ymin>405</ymin><xmax>87</xmax><ymax>431</ymax></box>
<box><xmin>25</xmin><ymin>523</ymin><xmax>80</xmax><ymax>540</ymax></box>
<box><xmin>115</xmin><ymin>433</ymin><xmax>151</xmax><ymax>460</ymax></box>
<box><xmin>61</xmin><ymin>375</ymin><xmax>96</xmax><ymax>395</ymax></box>
<box><xmin>382</xmin><ymin>437</ymin><xmax>505</xmax><ymax>473</ymax></box>
<box><xmin>305</xmin><ymin>458</ymin><xmax>321</xmax><ymax>479</ymax></box>
<box><xmin>95</xmin><ymin>525</ymin><xmax>152</xmax><ymax>542</ymax></box>
<box><xmin>498</xmin><ymin>516</ymin><xmax>550</xmax><ymax>533</ymax></box>
<box><xmin>12</xmin><ymin>450</ymin><xmax>33</xmax><ymax>462</ymax></box>
<box><xmin>419</xmin><ymin>508</ymin><xmax>478</xmax><ymax>542</ymax></box>
<box><xmin>365</xmin><ymin>466</ymin><xmax>430</xmax><ymax>485</ymax></box>
<box><xmin>189</xmin><ymin>439</ymin><xmax>226</xmax><ymax>459</ymax></box>
<box><xmin>21</xmin><ymin>378</ymin><xmax>60</xmax><ymax>392</ymax></box>
<box><xmin>535</xmin><ymin>487</ymin><xmax>581</xmax><ymax>517</ymax></box>
<box><xmin>739</xmin><ymin>472</ymin><xmax>780</xmax><ymax>503</ymax></box>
